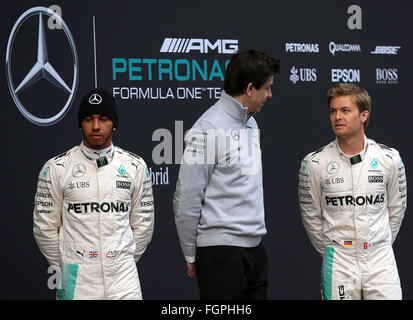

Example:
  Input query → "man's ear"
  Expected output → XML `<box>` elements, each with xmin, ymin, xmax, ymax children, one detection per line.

<box><xmin>360</xmin><ymin>110</ymin><xmax>369</xmax><ymax>124</ymax></box>
<box><xmin>245</xmin><ymin>82</ymin><xmax>254</xmax><ymax>97</ymax></box>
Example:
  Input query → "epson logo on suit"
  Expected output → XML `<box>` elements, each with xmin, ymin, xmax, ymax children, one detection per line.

<box><xmin>160</xmin><ymin>38</ymin><xmax>238</xmax><ymax>54</ymax></box>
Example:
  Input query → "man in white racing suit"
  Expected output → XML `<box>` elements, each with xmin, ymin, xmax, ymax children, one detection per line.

<box><xmin>298</xmin><ymin>83</ymin><xmax>406</xmax><ymax>300</ymax></box>
<box><xmin>33</xmin><ymin>88</ymin><xmax>154</xmax><ymax>300</ymax></box>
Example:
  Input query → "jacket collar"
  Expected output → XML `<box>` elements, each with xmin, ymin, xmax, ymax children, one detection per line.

<box><xmin>80</xmin><ymin>141</ymin><xmax>114</xmax><ymax>163</ymax></box>
<box><xmin>335</xmin><ymin>135</ymin><xmax>369</xmax><ymax>165</ymax></box>
<box><xmin>217</xmin><ymin>91</ymin><xmax>254</xmax><ymax>126</ymax></box>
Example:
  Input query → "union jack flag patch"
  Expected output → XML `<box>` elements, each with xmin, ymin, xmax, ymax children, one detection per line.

<box><xmin>89</xmin><ymin>251</ymin><xmax>98</xmax><ymax>259</ymax></box>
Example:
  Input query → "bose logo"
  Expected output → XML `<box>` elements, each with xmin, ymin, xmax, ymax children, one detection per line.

<box><xmin>160</xmin><ymin>38</ymin><xmax>238</xmax><ymax>54</ymax></box>
<box><xmin>371</xmin><ymin>46</ymin><xmax>401</xmax><ymax>55</ymax></box>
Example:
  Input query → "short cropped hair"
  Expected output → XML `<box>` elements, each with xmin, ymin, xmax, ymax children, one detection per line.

<box><xmin>224</xmin><ymin>49</ymin><xmax>280</xmax><ymax>96</ymax></box>
<box><xmin>327</xmin><ymin>83</ymin><xmax>372</xmax><ymax>129</ymax></box>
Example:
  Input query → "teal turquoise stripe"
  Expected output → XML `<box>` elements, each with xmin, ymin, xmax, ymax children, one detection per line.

<box><xmin>57</xmin><ymin>264</ymin><xmax>78</xmax><ymax>300</ymax></box>
<box><xmin>321</xmin><ymin>247</ymin><xmax>334</xmax><ymax>300</ymax></box>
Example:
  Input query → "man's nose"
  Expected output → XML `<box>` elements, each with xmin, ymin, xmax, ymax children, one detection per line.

<box><xmin>334</xmin><ymin>111</ymin><xmax>342</xmax><ymax>120</ymax></box>
<box><xmin>267</xmin><ymin>89</ymin><xmax>272</xmax><ymax>99</ymax></box>
<box><xmin>92</xmin><ymin>118</ymin><xmax>101</xmax><ymax>130</ymax></box>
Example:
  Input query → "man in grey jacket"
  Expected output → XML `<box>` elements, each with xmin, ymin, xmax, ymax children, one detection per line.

<box><xmin>173</xmin><ymin>49</ymin><xmax>280</xmax><ymax>299</ymax></box>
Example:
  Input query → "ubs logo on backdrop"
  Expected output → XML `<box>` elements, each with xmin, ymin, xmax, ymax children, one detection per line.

<box><xmin>289</xmin><ymin>66</ymin><xmax>317</xmax><ymax>84</ymax></box>
<box><xmin>5</xmin><ymin>6</ymin><xmax>78</xmax><ymax>126</ymax></box>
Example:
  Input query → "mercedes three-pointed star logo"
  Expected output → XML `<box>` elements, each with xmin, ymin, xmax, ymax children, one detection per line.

<box><xmin>88</xmin><ymin>93</ymin><xmax>102</xmax><ymax>104</ymax></box>
<box><xmin>231</xmin><ymin>129</ymin><xmax>240</xmax><ymax>141</ymax></box>
<box><xmin>72</xmin><ymin>163</ymin><xmax>86</xmax><ymax>178</ymax></box>
<box><xmin>326</xmin><ymin>161</ymin><xmax>340</xmax><ymax>175</ymax></box>
<box><xmin>5</xmin><ymin>6</ymin><xmax>79</xmax><ymax>126</ymax></box>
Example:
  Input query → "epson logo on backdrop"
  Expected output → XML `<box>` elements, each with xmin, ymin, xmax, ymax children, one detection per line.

<box><xmin>376</xmin><ymin>68</ymin><xmax>398</xmax><ymax>84</ymax></box>
<box><xmin>285</xmin><ymin>43</ymin><xmax>319</xmax><ymax>53</ymax></box>
<box><xmin>329</xmin><ymin>42</ymin><xmax>361</xmax><ymax>56</ymax></box>
<box><xmin>331</xmin><ymin>69</ymin><xmax>360</xmax><ymax>83</ymax></box>
<box><xmin>160</xmin><ymin>38</ymin><xmax>238</xmax><ymax>54</ymax></box>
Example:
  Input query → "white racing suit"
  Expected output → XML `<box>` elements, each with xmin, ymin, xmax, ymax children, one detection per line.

<box><xmin>299</xmin><ymin>137</ymin><xmax>406</xmax><ymax>300</ymax></box>
<box><xmin>33</xmin><ymin>143</ymin><xmax>154</xmax><ymax>300</ymax></box>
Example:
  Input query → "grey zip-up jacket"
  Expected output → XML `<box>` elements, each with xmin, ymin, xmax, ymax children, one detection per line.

<box><xmin>173</xmin><ymin>91</ymin><xmax>266</xmax><ymax>262</ymax></box>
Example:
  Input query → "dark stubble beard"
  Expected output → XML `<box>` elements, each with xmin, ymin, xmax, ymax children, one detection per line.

<box><xmin>82</xmin><ymin>130</ymin><xmax>113</xmax><ymax>150</ymax></box>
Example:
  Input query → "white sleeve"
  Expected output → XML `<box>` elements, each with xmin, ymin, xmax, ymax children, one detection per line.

<box><xmin>33</xmin><ymin>162</ymin><xmax>62</xmax><ymax>267</ymax></box>
<box><xmin>130</xmin><ymin>160</ymin><xmax>155</xmax><ymax>262</ymax></box>
<box><xmin>173</xmin><ymin>123</ymin><xmax>215</xmax><ymax>261</ymax></box>
<box><xmin>387</xmin><ymin>150</ymin><xmax>407</xmax><ymax>244</ymax></box>
<box><xmin>298</xmin><ymin>156</ymin><xmax>325</xmax><ymax>256</ymax></box>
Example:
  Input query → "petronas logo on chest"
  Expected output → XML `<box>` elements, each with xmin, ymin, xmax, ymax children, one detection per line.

<box><xmin>118</xmin><ymin>164</ymin><xmax>127</xmax><ymax>175</ymax></box>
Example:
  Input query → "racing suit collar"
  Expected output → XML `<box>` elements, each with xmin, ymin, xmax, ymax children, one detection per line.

<box><xmin>218</xmin><ymin>91</ymin><xmax>253</xmax><ymax>126</ymax></box>
<box><xmin>335</xmin><ymin>135</ymin><xmax>369</xmax><ymax>165</ymax></box>
<box><xmin>80</xmin><ymin>141</ymin><xmax>114</xmax><ymax>163</ymax></box>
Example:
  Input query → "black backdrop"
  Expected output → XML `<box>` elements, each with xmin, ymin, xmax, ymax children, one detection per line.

<box><xmin>1</xmin><ymin>0</ymin><xmax>412</xmax><ymax>299</ymax></box>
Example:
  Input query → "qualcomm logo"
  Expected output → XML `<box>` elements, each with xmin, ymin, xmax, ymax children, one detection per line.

<box><xmin>5</xmin><ymin>7</ymin><xmax>78</xmax><ymax>126</ymax></box>
<box><xmin>160</xmin><ymin>38</ymin><xmax>238</xmax><ymax>54</ymax></box>
<box><xmin>329</xmin><ymin>41</ymin><xmax>361</xmax><ymax>56</ymax></box>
